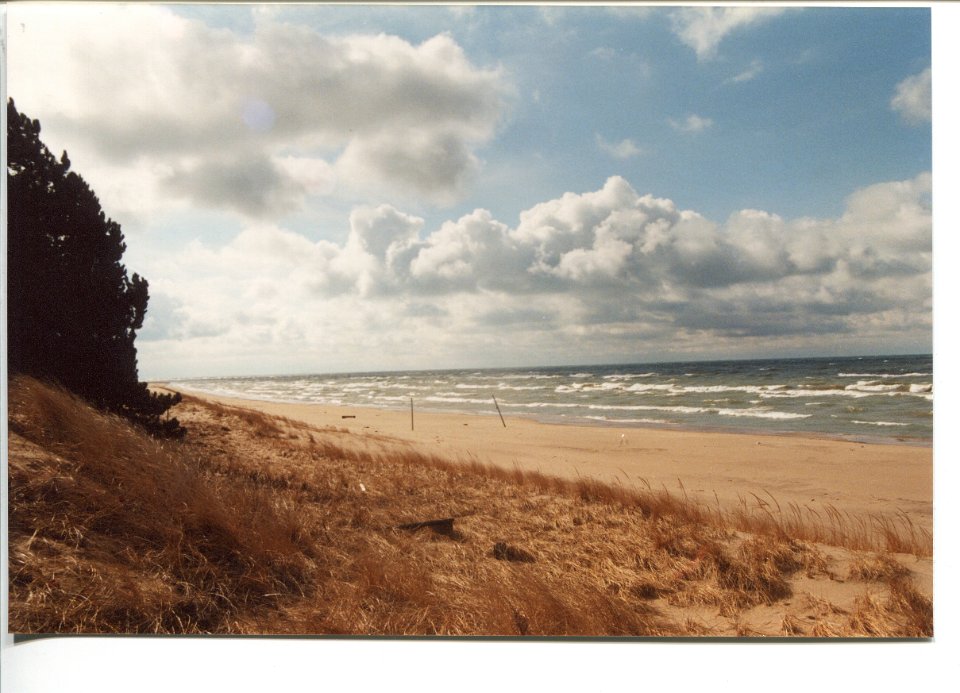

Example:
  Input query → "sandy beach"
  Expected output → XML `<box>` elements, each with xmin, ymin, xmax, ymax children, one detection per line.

<box><xmin>164</xmin><ymin>387</ymin><xmax>933</xmax><ymax>532</ymax></box>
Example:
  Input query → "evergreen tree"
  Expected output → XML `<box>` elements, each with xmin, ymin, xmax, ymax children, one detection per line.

<box><xmin>7</xmin><ymin>98</ymin><xmax>184</xmax><ymax>437</ymax></box>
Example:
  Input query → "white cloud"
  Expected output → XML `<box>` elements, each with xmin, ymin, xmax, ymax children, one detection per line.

<box><xmin>671</xmin><ymin>7</ymin><xmax>787</xmax><ymax>60</ymax></box>
<box><xmin>136</xmin><ymin>173</ymin><xmax>931</xmax><ymax>375</ymax></box>
<box><xmin>274</xmin><ymin>156</ymin><xmax>337</xmax><ymax>197</ymax></box>
<box><xmin>549</xmin><ymin>233</ymin><xmax>633</xmax><ymax>283</ymax></box>
<box><xmin>596</xmin><ymin>134</ymin><xmax>643</xmax><ymax>160</ymax></box>
<box><xmin>669</xmin><ymin>114</ymin><xmax>714</xmax><ymax>133</ymax></box>
<box><xmin>728</xmin><ymin>59</ymin><xmax>764</xmax><ymax>84</ymax></box>
<box><xmin>7</xmin><ymin>5</ymin><xmax>507</xmax><ymax>222</ymax></box>
<box><xmin>408</xmin><ymin>210</ymin><xmax>519</xmax><ymax>289</ymax></box>
<box><xmin>891</xmin><ymin>67</ymin><xmax>932</xmax><ymax>125</ymax></box>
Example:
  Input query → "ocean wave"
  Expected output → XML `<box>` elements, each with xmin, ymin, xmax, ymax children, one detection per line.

<box><xmin>584</xmin><ymin>403</ymin><xmax>697</xmax><ymax>413</ymax></box>
<box><xmin>718</xmin><ymin>409</ymin><xmax>811</xmax><ymax>420</ymax></box>
<box><xmin>852</xmin><ymin>420</ymin><xmax>910</xmax><ymax>427</ymax></box>
<box><xmin>341</xmin><ymin>381</ymin><xmax>433</xmax><ymax>391</ymax></box>
<box><xmin>838</xmin><ymin>372</ymin><xmax>931</xmax><ymax>378</ymax></box>
<box><xmin>602</xmin><ymin>372</ymin><xmax>657</xmax><ymax>381</ymax></box>
<box><xmin>168</xmin><ymin>357</ymin><xmax>930</xmax><ymax>439</ymax></box>
<box><xmin>468</xmin><ymin>373</ymin><xmax>560</xmax><ymax>381</ymax></box>
<box><xmin>759</xmin><ymin>385</ymin><xmax>931</xmax><ymax>400</ymax></box>
<box><xmin>845</xmin><ymin>380</ymin><xmax>905</xmax><ymax>393</ymax></box>
<box><xmin>423</xmin><ymin>396</ymin><xmax>496</xmax><ymax>405</ymax></box>
<box><xmin>575</xmin><ymin>403</ymin><xmax>810</xmax><ymax>420</ymax></box>
<box><xmin>676</xmin><ymin>384</ymin><xmax>787</xmax><ymax>395</ymax></box>
<box><xmin>624</xmin><ymin>383</ymin><xmax>684</xmax><ymax>393</ymax></box>
<box><xmin>502</xmin><ymin>401</ymin><xmax>580</xmax><ymax>409</ymax></box>
<box><xmin>374</xmin><ymin>395</ymin><xmax>414</xmax><ymax>403</ymax></box>
<box><xmin>555</xmin><ymin>382</ymin><xmax>613</xmax><ymax>393</ymax></box>
<box><xmin>583</xmin><ymin>415</ymin><xmax>673</xmax><ymax>425</ymax></box>
<box><xmin>842</xmin><ymin>380</ymin><xmax>932</xmax><ymax>396</ymax></box>
<box><xmin>556</xmin><ymin>381</ymin><xmax>799</xmax><ymax>397</ymax></box>
<box><xmin>455</xmin><ymin>383</ymin><xmax>546</xmax><ymax>391</ymax></box>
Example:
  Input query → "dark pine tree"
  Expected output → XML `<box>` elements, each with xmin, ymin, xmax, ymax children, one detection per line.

<box><xmin>7</xmin><ymin>98</ymin><xmax>184</xmax><ymax>437</ymax></box>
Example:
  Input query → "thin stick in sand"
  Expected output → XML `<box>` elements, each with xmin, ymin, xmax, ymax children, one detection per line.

<box><xmin>493</xmin><ymin>395</ymin><xmax>506</xmax><ymax>427</ymax></box>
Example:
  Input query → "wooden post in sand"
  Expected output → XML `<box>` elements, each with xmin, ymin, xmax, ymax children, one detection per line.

<box><xmin>410</xmin><ymin>397</ymin><xmax>414</xmax><ymax>431</ymax></box>
<box><xmin>493</xmin><ymin>396</ymin><xmax>506</xmax><ymax>427</ymax></box>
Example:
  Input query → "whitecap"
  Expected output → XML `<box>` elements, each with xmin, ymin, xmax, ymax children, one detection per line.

<box><xmin>583</xmin><ymin>415</ymin><xmax>673</xmax><ymax>425</ymax></box>
<box><xmin>423</xmin><ymin>396</ymin><xmax>491</xmax><ymax>405</ymax></box>
<box><xmin>602</xmin><ymin>372</ymin><xmax>657</xmax><ymax>381</ymax></box>
<box><xmin>838</xmin><ymin>371</ymin><xmax>930</xmax><ymax>378</ymax></box>
<box><xmin>505</xmin><ymin>402</ymin><xmax>580</xmax><ymax>409</ymax></box>
<box><xmin>718</xmin><ymin>409</ymin><xmax>811</xmax><ymax>420</ymax></box>
<box><xmin>844</xmin><ymin>381</ymin><xmax>904</xmax><ymax>393</ymax></box>
<box><xmin>852</xmin><ymin>420</ymin><xmax>909</xmax><ymax>427</ymax></box>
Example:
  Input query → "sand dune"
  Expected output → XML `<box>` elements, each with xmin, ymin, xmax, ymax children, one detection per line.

<box><xmin>158</xmin><ymin>387</ymin><xmax>932</xmax><ymax>533</ymax></box>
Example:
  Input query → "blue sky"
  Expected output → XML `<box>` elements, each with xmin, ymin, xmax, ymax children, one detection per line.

<box><xmin>7</xmin><ymin>4</ymin><xmax>934</xmax><ymax>378</ymax></box>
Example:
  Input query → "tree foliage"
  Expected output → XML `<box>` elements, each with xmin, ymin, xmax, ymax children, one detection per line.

<box><xmin>7</xmin><ymin>98</ymin><xmax>184</xmax><ymax>437</ymax></box>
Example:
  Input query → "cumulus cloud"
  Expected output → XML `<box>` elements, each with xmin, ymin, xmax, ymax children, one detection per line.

<box><xmin>137</xmin><ymin>173</ymin><xmax>931</xmax><ymax>373</ymax></box>
<box><xmin>891</xmin><ymin>67</ymin><xmax>931</xmax><ymax>125</ymax></box>
<box><xmin>7</xmin><ymin>5</ymin><xmax>507</xmax><ymax>221</ymax></box>
<box><xmin>671</xmin><ymin>7</ymin><xmax>787</xmax><ymax>60</ymax></box>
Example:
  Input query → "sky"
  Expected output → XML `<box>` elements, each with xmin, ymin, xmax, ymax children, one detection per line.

<box><xmin>5</xmin><ymin>3</ymin><xmax>934</xmax><ymax>379</ymax></box>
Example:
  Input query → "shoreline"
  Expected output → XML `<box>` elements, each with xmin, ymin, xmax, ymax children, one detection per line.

<box><xmin>161</xmin><ymin>383</ymin><xmax>932</xmax><ymax>449</ymax></box>
<box><xmin>158</xmin><ymin>385</ymin><xmax>933</xmax><ymax>533</ymax></box>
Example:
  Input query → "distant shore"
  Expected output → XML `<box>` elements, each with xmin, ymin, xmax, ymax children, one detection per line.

<box><xmin>155</xmin><ymin>385</ymin><xmax>933</xmax><ymax>533</ymax></box>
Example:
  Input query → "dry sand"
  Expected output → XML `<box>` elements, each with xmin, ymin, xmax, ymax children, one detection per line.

<box><xmin>163</xmin><ymin>387</ymin><xmax>932</xmax><ymax>532</ymax></box>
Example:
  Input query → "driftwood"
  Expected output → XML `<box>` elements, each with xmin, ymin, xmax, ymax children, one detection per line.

<box><xmin>395</xmin><ymin>512</ymin><xmax>475</xmax><ymax>538</ymax></box>
<box><xmin>397</xmin><ymin>517</ymin><xmax>456</xmax><ymax>534</ymax></box>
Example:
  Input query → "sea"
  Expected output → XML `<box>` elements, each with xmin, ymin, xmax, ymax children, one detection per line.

<box><xmin>170</xmin><ymin>354</ymin><xmax>933</xmax><ymax>445</ymax></box>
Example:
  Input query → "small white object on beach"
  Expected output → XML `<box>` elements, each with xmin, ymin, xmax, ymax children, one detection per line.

<box><xmin>359</xmin><ymin>483</ymin><xmax>366</xmax><ymax>493</ymax></box>
<box><xmin>619</xmin><ymin>434</ymin><xmax>627</xmax><ymax>446</ymax></box>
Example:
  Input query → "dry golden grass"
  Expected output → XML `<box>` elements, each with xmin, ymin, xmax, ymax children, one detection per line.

<box><xmin>8</xmin><ymin>377</ymin><xmax>317</xmax><ymax>633</ymax></box>
<box><xmin>7</xmin><ymin>376</ymin><xmax>933</xmax><ymax>636</ymax></box>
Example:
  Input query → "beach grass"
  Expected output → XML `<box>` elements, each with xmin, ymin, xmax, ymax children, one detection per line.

<box><xmin>7</xmin><ymin>375</ymin><xmax>932</xmax><ymax>636</ymax></box>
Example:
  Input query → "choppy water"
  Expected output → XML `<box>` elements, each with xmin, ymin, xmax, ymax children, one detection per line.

<box><xmin>171</xmin><ymin>354</ymin><xmax>932</xmax><ymax>444</ymax></box>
